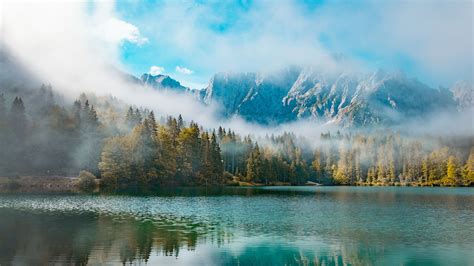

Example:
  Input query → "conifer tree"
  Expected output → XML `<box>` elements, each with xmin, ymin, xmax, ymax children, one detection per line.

<box><xmin>125</xmin><ymin>107</ymin><xmax>135</xmax><ymax>127</ymax></box>
<box><xmin>335</xmin><ymin>143</ymin><xmax>350</xmax><ymax>185</ymax></box>
<box><xmin>0</xmin><ymin>94</ymin><xmax>6</xmax><ymax>126</ymax></box>
<box><xmin>9</xmin><ymin>97</ymin><xmax>27</xmax><ymax>142</ymax></box>
<box><xmin>177</xmin><ymin>114</ymin><xmax>184</xmax><ymax>129</ymax></box>
<box><xmin>176</xmin><ymin>122</ymin><xmax>201</xmax><ymax>184</ymax></box>
<box><xmin>376</xmin><ymin>145</ymin><xmax>387</xmax><ymax>184</ymax></box>
<box><xmin>462</xmin><ymin>148</ymin><xmax>474</xmax><ymax>186</ymax></box>
<box><xmin>210</xmin><ymin>132</ymin><xmax>224</xmax><ymax>184</ymax></box>
<box><xmin>157</xmin><ymin>125</ymin><xmax>177</xmax><ymax>181</ymax></box>
<box><xmin>444</xmin><ymin>155</ymin><xmax>460</xmax><ymax>186</ymax></box>
<box><xmin>82</xmin><ymin>100</ymin><xmax>90</xmax><ymax>121</ymax></box>
<box><xmin>199</xmin><ymin>131</ymin><xmax>211</xmax><ymax>185</ymax></box>
<box><xmin>147</xmin><ymin>111</ymin><xmax>158</xmax><ymax>137</ymax></box>
<box><xmin>246</xmin><ymin>144</ymin><xmax>262</xmax><ymax>182</ymax></box>
<box><xmin>88</xmin><ymin>106</ymin><xmax>99</xmax><ymax>127</ymax></box>
<box><xmin>72</xmin><ymin>100</ymin><xmax>81</xmax><ymax>126</ymax></box>
<box><xmin>134</xmin><ymin>108</ymin><xmax>142</xmax><ymax>125</ymax></box>
<box><xmin>312</xmin><ymin>149</ymin><xmax>323</xmax><ymax>181</ymax></box>
<box><xmin>99</xmin><ymin>136</ymin><xmax>132</xmax><ymax>189</ymax></box>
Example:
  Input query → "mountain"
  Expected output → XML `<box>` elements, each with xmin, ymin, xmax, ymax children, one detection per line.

<box><xmin>140</xmin><ymin>73</ymin><xmax>187</xmax><ymax>92</ymax></box>
<box><xmin>0</xmin><ymin>47</ymin><xmax>40</xmax><ymax>93</ymax></box>
<box><xmin>451</xmin><ymin>81</ymin><xmax>473</xmax><ymax>110</ymax></box>
<box><xmin>1</xmin><ymin>45</ymin><xmax>469</xmax><ymax>128</ymax></box>
<box><xmin>202</xmin><ymin>67</ymin><xmax>300</xmax><ymax>124</ymax></box>
<box><xmin>200</xmin><ymin>67</ymin><xmax>465</xmax><ymax>127</ymax></box>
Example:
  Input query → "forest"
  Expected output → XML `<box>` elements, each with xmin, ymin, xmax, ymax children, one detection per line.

<box><xmin>0</xmin><ymin>85</ymin><xmax>473</xmax><ymax>191</ymax></box>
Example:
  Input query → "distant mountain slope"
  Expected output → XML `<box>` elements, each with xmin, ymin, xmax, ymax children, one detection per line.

<box><xmin>0</xmin><ymin>47</ymin><xmax>40</xmax><ymax>94</ymax></box>
<box><xmin>140</xmin><ymin>73</ymin><xmax>188</xmax><ymax>92</ymax></box>
<box><xmin>1</xmin><ymin>45</ymin><xmax>470</xmax><ymax>128</ymax></box>
<box><xmin>451</xmin><ymin>81</ymin><xmax>473</xmax><ymax>110</ymax></box>
<box><xmin>200</xmin><ymin>67</ymin><xmax>467</xmax><ymax>127</ymax></box>
<box><xmin>202</xmin><ymin>67</ymin><xmax>301</xmax><ymax>124</ymax></box>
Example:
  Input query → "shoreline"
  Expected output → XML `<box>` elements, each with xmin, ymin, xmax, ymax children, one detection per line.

<box><xmin>0</xmin><ymin>176</ymin><xmax>471</xmax><ymax>194</ymax></box>
<box><xmin>0</xmin><ymin>176</ymin><xmax>80</xmax><ymax>193</ymax></box>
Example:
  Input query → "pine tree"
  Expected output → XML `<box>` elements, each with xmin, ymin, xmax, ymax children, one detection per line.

<box><xmin>176</xmin><ymin>122</ymin><xmax>201</xmax><ymax>184</ymax></box>
<box><xmin>425</xmin><ymin>147</ymin><xmax>449</xmax><ymax>185</ymax></box>
<box><xmin>0</xmin><ymin>94</ymin><xmax>8</xmax><ymax>172</ymax></box>
<box><xmin>367</xmin><ymin>167</ymin><xmax>376</xmax><ymax>184</ymax></box>
<box><xmin>10</xmin><ymin>97</ymin><xmax>27</xmax><ymax>140</ymax></box>
<box><xmin>82</xmin><ymin>100</ymin><xmax>90</xmax><ymax>122</ymax></box>
<box><xmin>335</xmin><ymin>143</ymin><xmax>350</xmax><ymax>185</ymax></box>
<box><xmin>386</xmin><ymin>141</ymin><xmax>396</xmax><ymax>184</ymax></box>
<box><xmin>134</xmin><ymin>108</ymin><xmax>142</xmax><ymax>125</ymax></box>
<box><xmin>166</xmin><ymin>116</ymin><xmax>181</xmax><ymax>140</ymax></box>
<box><xmin>246</xmin><ymin>144</ymin><xmax>262</xmax><ymax>183</ymax></box>
<box><xmin>147</xmin><ymin>111</ymin><xmax>158</xmax><ymax>137</ymax></box>
<box><xmin>312</xmin><ymin>149</ymin><xmax>323</xmax><ymax>182</ymax></box>
<box><xmin>422</xmin><ymin>157</ymin><xmax>430</xmax><ymax>184</ymax></box>
<box><xmin>88</xmin><ymin>106</ymin><xmax>99</xmax><ymax>127</ymax></box>
<box><xmin>157</xmin><ymin>126</ymin><xmax>177</xmax><ymax>182</ymax></box>
<box><xmin>354</xmin><ymin>148</ymin><xmax>363</xmax><ymax>184</ymax></box>
<box><xmin>125</xmin><ymin>107</ymin><xmax>135</xmax><ymax>127</ymax></box>
<box><xmin>0</xmin><ymin>94</ymin><xmax>6</xmax><ymax>126</ymax></box>
<box><xmin>323</xmin><ymin>141</ymin><xmax>334</xmax><ymax>182</ymax></box>
<box><xmin>462</xmin><ymin>148</ymin><xmax>474</xmax><ymax>186</ymax></box>
<box><xmin>376</xmin><ymin>145</ymin><xmax>386</xmax><ymax>184</ymax></box>
<box><xmin>443</xmin><ymin>155</ymin><xmax>460</xmax><ymax>186</ymax></box>
<box><xmin>210</xmin><ymin>132</ymin><xmax>224</xmax><ymax>184</ymax></box>
<box><xmin>217</xmin><ymin>126</ymin><xmax>225</xmax><ymax>141</ymax></box>
<box><xmin>72</xmin><ymin>100</ymin><xmax>81</xmax><ymax>126</ymax></box>
<box><xmin>99</xmin><ymin>136</ymin><xmax>133</xmax><ymax>190</ymax></box>
<box><xmin>199</xmin><ymin>131</ymin><xmax>212</xmax><ymax>186</ymax></box>
<box><xmin>177</xmin><ymin>114</ymin><xmax>184</xmax><ymax>129</ymax></box>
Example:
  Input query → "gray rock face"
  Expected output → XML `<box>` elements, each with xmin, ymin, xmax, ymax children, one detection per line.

<box><xmin>140</xmin><ymin>73</ymin><xmax>187</xmax><ymax>92</ymax></box>
<box><xmin>200</xmin><ymin>67</ymin><xmax>464</xmax><ymax>127</ymax></box>
<box><xmin>450</xmin><ymin>81</ymin><xmax>473</xmax><ymax>110</ymax></box>
<box><xmin>202</xmin><ymin>67</ymin><xmax>300</xmax><ymax>124</ymax></box>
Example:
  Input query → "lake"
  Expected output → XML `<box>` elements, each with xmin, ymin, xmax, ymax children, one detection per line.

<box><xmin>0</xmin><ymin>186</ymin><xmax>473</xmax><ymax>265</ymax></box>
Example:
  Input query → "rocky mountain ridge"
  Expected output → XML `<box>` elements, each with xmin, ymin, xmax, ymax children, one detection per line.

<box><xmin>196</xmin><ymin>67</ymin><xmax>469</xmax><ymax>127</ymax></box>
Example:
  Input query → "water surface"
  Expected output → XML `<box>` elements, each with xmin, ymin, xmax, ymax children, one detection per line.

<box><xmin>0</xmin><ymin>186</ymin><xmax>473</xmax><ymax>265</ymax></box>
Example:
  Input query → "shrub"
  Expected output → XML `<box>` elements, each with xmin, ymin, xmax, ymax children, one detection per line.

<box><xmin>77</xmin><ymin>171</ymin><xmax>97</xmax><ymax>191</ymax></box>
<box><xmin>6</xmin><ymin>178</ymin><xmax>21</xmax><ymax>190</ymax></box>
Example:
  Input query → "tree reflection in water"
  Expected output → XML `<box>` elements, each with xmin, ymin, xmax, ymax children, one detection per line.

<box><xmin>0</xmin><ymin>209</ymin><xmax>386</xmax><ymax>265</ymax></box>
<box><xmin>0</xmin><ymin>209</ymin><xmax>230</xmax><ymax>265</ymax></box>
<box><xmin>0</xmin><ymin>187</ymin><xmax>473</xmax><ymax>265</ymax></box>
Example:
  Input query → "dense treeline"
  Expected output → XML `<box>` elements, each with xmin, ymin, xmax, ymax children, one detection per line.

<box><xmin>263</xmin><ymin>133</ymin><xmax>472</xmax><ymax>186</ymax></box>
<box><xmin>0</xmin><ymin>86</ymin><xmax>473</xmax><ymax>190</ymax></box>
<box><xmin>0</xmin><ymin>87</ymin><xmax>103</xmax><ymax>175</ymax></box>
<box><xmin>219</xmin><ymin>129</ymin><xmax>474</xmax><ymax>186</ymax></box>
<box><xmin>99</xmin><ymin>109</ymin><xmax>224</xmax><ymax>190</ymax></box>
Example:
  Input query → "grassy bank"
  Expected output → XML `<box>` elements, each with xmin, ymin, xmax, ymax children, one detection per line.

<box><xmin>0</xmin><ymin>176</ymin><xmax>83</xmax><ymax>193</ymax></box>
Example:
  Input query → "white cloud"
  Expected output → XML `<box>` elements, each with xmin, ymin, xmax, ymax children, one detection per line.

<box><xmin>0</xmin><ymin>1</ymin><xmax>219</xmax><ymax>128</ymax></box>
<box><xmin>149</xmin><ymin>66</ymin><xmax>165</xmax><ymax>75</ymax></box>
<box><xmin>314</xmin><ymin>1</ymin><xmax>473</xmax><ymax>86</ymax></box>
<box><xmin>1</xmin><ymin>0</ymin><xmax>471</xmax><ymax>136</ymax></box>
<box><xmin>132</xmin><ymin>1</ymin><xmax>356</xmax><ymax>75</ymax></box>
<box><xmin>91</xmin><ymin>1</ymin><xmax>148</xmax><ymax>46</ymax></box>
<box><xmin>133</xmin><ymin>0</ymin><xmax>472</xmax><ymax>86</ymax></box>
<box><xmin>175</xmin><ymin>66</ymin><xmax>194</xmax><ymax>75</ymax></box>
<box><xmin>99</xmin><ymin>18</ymin><xmax>148</xmax><ymax>46</ymax></box>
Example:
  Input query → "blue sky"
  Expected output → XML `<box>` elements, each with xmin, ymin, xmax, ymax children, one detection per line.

<box><xmin>106</xmin><ymin>0</ymin><xmax>472</xmax><ymax>89</ymax></box>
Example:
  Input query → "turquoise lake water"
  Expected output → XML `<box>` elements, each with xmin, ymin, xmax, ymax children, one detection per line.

<box><xmin>0</xmin><ymin>186</ymin><xmax>473</xmax><ymax>265</ymax></box>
